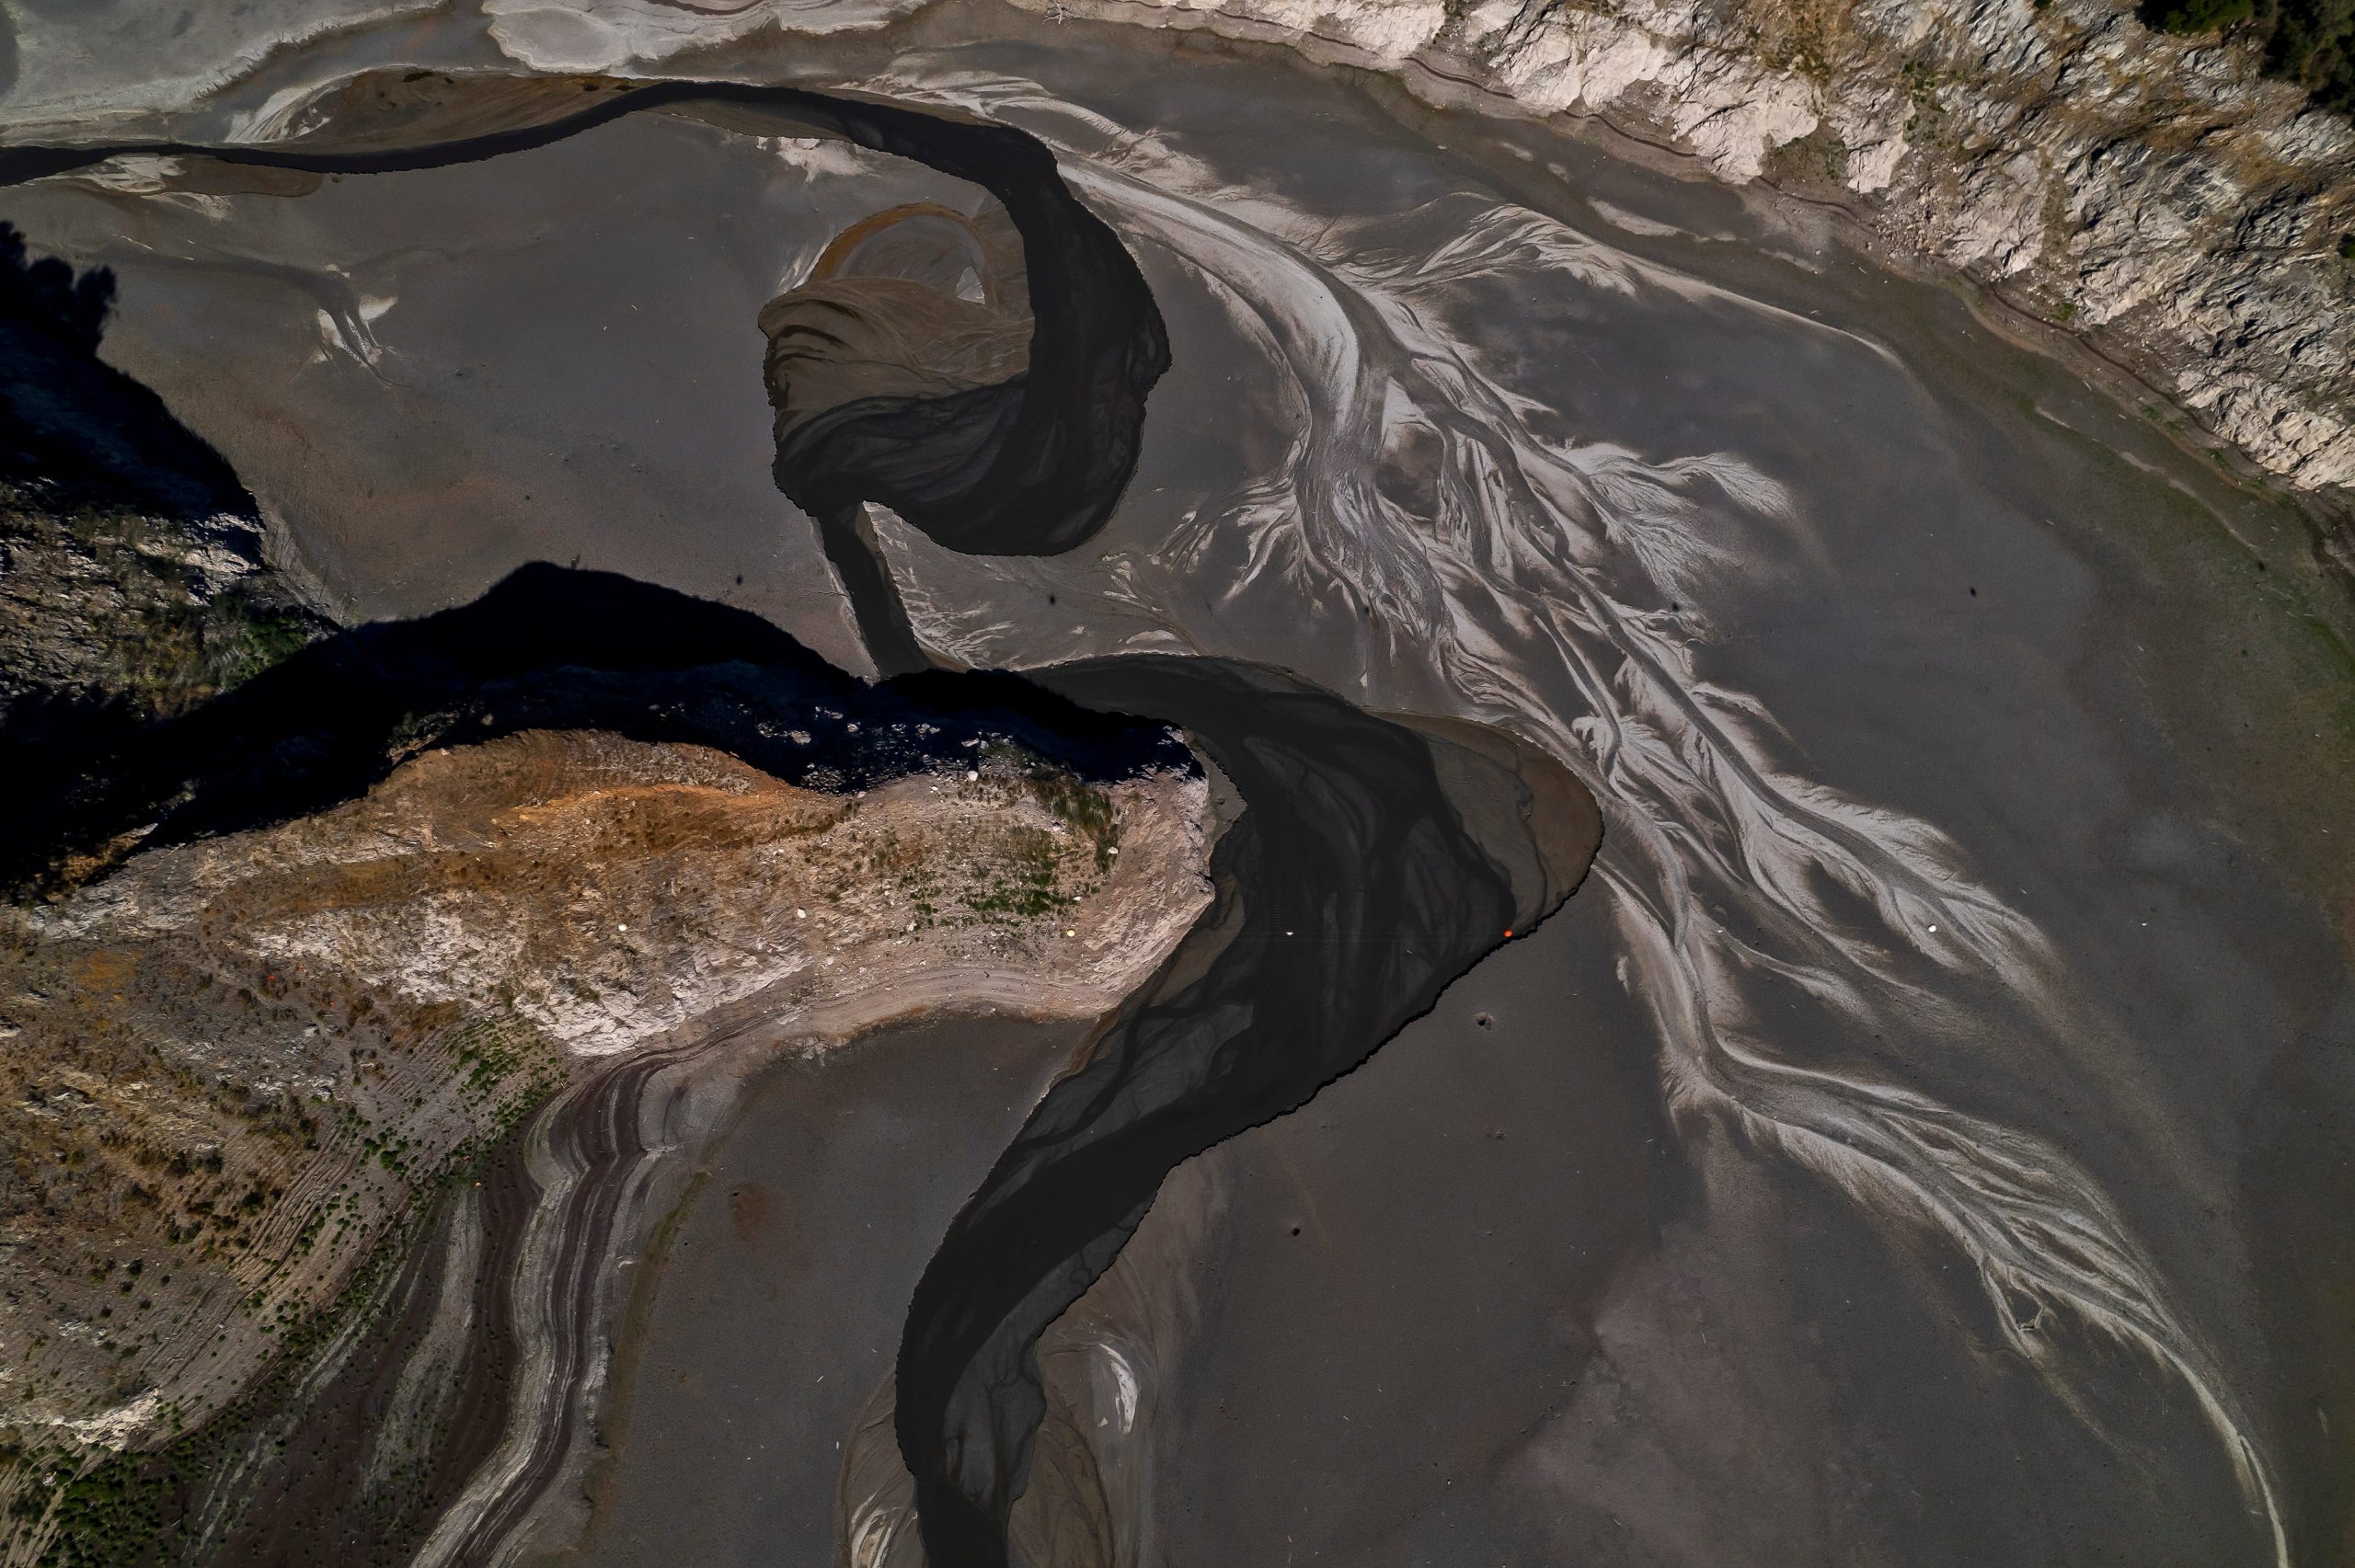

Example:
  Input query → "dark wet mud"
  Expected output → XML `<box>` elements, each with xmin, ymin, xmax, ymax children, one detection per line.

<box><xmin>5</xmin><ymin>84</ymin><xmax>1605</xmax><ymax>1566</ymax></box>
<box><xmin>1136</xmin><ymin>889</ymin><xmax>1670</xmax><ymax>1565</ymax></box>
<box><xmin>557</xmin><ymin>1012</ymin><xmax>1097</xmax><ymax>1568</ymax></box>
<box><xmin>6</xmin><ymin>16</ymin><xmax>2350</xmax><ymax>1566</ymax></box>
<box><xmin>894</xmin><ymin>655</ymin><xmax>1596</xmax><ymax>1564</ymax></box>
<box><xmin>3</xmin><ymin>562</ymin><xmax>1192</xmax><ymax>897</ymax></box>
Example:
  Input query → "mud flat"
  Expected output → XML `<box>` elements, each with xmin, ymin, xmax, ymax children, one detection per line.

<box><xmin>0</xmin><ymin>556</ymin><xmax>1214</xmax><ymax>1565</ymax></box>
<box><xmin>545</xmin><ymin>1010</ymin><xmax>1096</xmax><ymax>1568</ymax></box>
<box><xmin>0</xmin><ymin>9</ymin><xmax>2348</xmax><ymax>1565</ymax></box>
<box><xmin>846</xmin><ymin>29</ymin><xmax>2355</xmax><ymax>1565</ymax></box>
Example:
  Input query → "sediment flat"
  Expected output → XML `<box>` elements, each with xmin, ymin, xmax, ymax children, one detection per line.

<box><xmin>0</xmin><ymin>9</ymin><xmax>2348</xmax><ymax>1564</ymax></box>
<box><xmin>557</xmin><ymin>1010</ymin><xmax>1100</xmax><ymax>1567</ymax></box>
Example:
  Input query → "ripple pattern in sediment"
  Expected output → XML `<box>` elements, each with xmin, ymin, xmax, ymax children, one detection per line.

<box><xmin>890</xmin><ymin>655</ymin><xmax>1586</xmax><ymax>1564</ymax></box>
<box><xmin>0</xmin><ymin>50</ymin><xmax>2303</xmax><ymax>1568</ymax></box>
<box><xmin>867</xmin><ymin>70</ymin><xmax>2289</xmax><ymax>1566</ymax></box>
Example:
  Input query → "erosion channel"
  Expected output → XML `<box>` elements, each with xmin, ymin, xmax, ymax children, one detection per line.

<box><xmin>0</xmin><ymin>74</ymin><xmax>1603</xmax><ymax>1568</ymax></box>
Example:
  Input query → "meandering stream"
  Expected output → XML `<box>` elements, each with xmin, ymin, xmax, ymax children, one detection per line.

<box><xmin>4</xmin><ymin>19</ymin><xmax>2348</xmax><ymax>1563</ymax></box>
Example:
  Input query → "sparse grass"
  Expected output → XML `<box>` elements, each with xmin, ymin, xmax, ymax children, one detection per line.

<box><xmin>0</xmin><ymin>482</ymin><xmax>327</xmax><ymax>741</ymax></box>
<box><xmin>0</xmin><ymin>730</ymin><xmax>1168</xmax><ymax>1555</ymax></box>
<box><xmin>1763</xmin><ymin>125</ymin><xmax>1849</xmax><ymax>188</ymax></box>
<box><xmin>7</xmin><ymin>1148</ymin><xmax>499</xmax><ymax>1568</ymax></box>
<box><xmin>2142</xmin><ymin>0</ymin><xmax>2355</xmax><ymax>113</ymax></box>
<box><xmin>1901</xmin><ymin>57</ymin><xmax>1947</xmax><ymax>141</ymax></box>
<box><xmin>2145</xmin><ymin>0</ymin><xmax>2256</xmax><ymax>31</ymax></box>
<box><xmin>1728</xmin><ymin>0</ymin><xmax>1851</xmax><ymax>83</ymax></box>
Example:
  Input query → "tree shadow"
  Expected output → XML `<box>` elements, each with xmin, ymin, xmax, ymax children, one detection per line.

<box><xmin>0</xmin><ymin>220</ymin><xmax>253</xmax><ymax>519</ymax></box>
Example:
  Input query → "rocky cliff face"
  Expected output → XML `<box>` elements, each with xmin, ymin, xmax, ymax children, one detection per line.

<box><xmin>1044</xmin><ymin>0</ymin><xmax>2355</xmax><ymax>509</ymax></box>
<box><xmin>8</xmin><ymin>0</ymin><xmax>2343</xmax><ymax>519</ymax></box>
<box><xmin>0</xmin><ymin>486</ymin><xmax>321</xmax><ymax>749</ymax></box>
<box><xmin>0</xmin><ymin>223</ymin><xmax>330</xmax><ymax>809</ymax></box>
<box><xmin>0</xmin><ymin>728</ymin><xmax>1210</xmax><ymax>1481</ymax></box>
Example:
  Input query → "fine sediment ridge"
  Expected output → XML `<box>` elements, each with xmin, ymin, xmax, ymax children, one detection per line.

<box><xmin>0</xmin><ymin>562</ymin><xmax>1214</xmax><ymax>1566</ymax></box>
<box><xmin>0</xmin><ymin>81</ymin><xmax>1215</xmax><ymax>1566</ymax></box>
<box><xmin>0</xmin><ymin>67</ymin><xmax>1170</xmax><ymax>565</ymax></box>
<box><xmin>7</xmin><ymin>0</ymin><xmax>2337</xmax><ymax>545</ymax></box>
<box><xmin>7</xmin><ymin>30</ymin><xmax>2318</xmax><ymax>1568</ymax></box>
<box><xmin>994</xmin><ymin>0</ymin><xmax>2355</xmax><ymax>542</ymax></box>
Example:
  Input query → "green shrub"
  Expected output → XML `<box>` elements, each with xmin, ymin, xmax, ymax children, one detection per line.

<box><xmin>2142</xmin><ymin>0</ymin><xmax>2355</xmax><ymax>112</ymax></box>
<box><xmin>2144</xmin><ymin>0</ymin><xmax>2254</xmax><ymax>29</ymax></box>
<box><xmin>2268</xmin><ymin>0</ymin><xmax>2355</xmax><ymax>111</ymax></box>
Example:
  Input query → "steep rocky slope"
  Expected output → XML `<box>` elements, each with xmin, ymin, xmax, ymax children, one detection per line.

<box><xmin>1037</xmin><ymin>0</ymin><xmax>2355</xmax><ymax>528</ymax></box>
<box><xmin>0</xmin><ymin>224</ymin><xmax>329</xmax><ymax>807</ymax></box>
<box><xmin>0</xmin><ymin>487</ymin><xmax>320</xmax><ymax>751</ymax></box>
<box><xmin>0</xmin><ymin>728</ymin><xmax>1210</xmax><ymax>1498</ymax></box>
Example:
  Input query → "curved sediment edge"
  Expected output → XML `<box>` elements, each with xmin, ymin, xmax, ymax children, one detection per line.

<box><xmin>6</xmin><ymin>562</ymin><xmax>1191</xmax><ymax>897</ymax></box>
<box><xmin>0</xmin><ymin>77</ymin><xmax>1203</xmax><ymax>1566</ymax></box>
<box><xmin>712</xmin><ymin>489</ymin><xmax>1608</xmax><ymax>1568</ymax></box>
<box><xmin>752</xmin><ymin>172</ymin><xmax>1611</xmax><ymax>1562</ymax></box>
<box><xmin>987</xmin><ymin>0</ymin><xmax>2355</xmax><ymax>583</ymax></box>
<box><xmin>0</xmin><ymin>547</ymin><xmax>1212</xmax><ymax>1563</ymax></box>
<box><xmin>408</xmin><ymin>970</ymin><xmax>1162</xmax><ymax>1568</ymax></box>
<box><xmin>890</xmin><ymin>656</ymin><xmax>1602</xmax><ymax>1566</ymax></box>
<box><xmin>425</xmin><ymin>742</ymin><xmax>1251</xmax><ymax>1568</ymax></box>
<box><xmin>0</xmin><ymin>64</ymin><xmax>1167</xmax><ymax>564</ymax></box>
<box><xmin>859</xmin><ymin>83</ymin><xmax>2309</xmax><ymax>1562</ymax></box>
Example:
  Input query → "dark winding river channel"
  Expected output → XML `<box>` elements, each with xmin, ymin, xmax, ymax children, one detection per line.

<box><xmin>5</xmin><ymin>18</ymin><xmax>2348</xmax><ymax>1564</ymax></box>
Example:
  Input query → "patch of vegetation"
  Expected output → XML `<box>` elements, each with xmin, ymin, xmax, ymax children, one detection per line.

<box><xmin>11</xmin><ymin>1238</ymin><xmax>391</xmax><ymax>1564</ymax></box>
<box><xmin>452</xmin><ymin>1017</ymin><xmax>561</xmax><ymax>1110</ymax></box>
<box><xmin>1735</xmin><ymin>0</ymin><xmax>1850</xmax><ymax>84</ymax></box>
<box><xmin>878</xmin><ymin>763</ymin><xmax>1125</xmax><ymax>929</ymax></box>
<box><xmin>1763</xmin><ymin>125</ymin><xmax>1850</xmax><ymax>188</ymax></box>
<box><xmin>1021</xmin><ymin>766</ymin><xmax>1121</xmax><ymax>869</ymax></box>
<box><xmin>961</xmin><ymin>825</ymin><xmax>1079</xmax><ymax>921</ymax></box>
<box><xmin>0</xmin><ymin>486</ymin><xmax>330</xmax><ymax>873</ymax></box>
<box><xmin>1901</xmin><ymin>58</ymin><xmax>1948</xmax><ymax>141</ymax></box>
<box><xmin>24</xmin><ymin>496</ymin><xmax>323</xmax><ymax>718</ymax></box>
<box><xmin>2143</xmin><ymin>0</ymin><xmax>2355</xmax><ymax>113</ymax></box>
<box><xmin>9</xmin><ymin>1106</ymin><xmax>551</xmax><ymax>1568</ymax></box>
<box><xmin>2145</xmin><ymin>0</ymin><xmax>2256</xmax><ymax>32</ymax></box>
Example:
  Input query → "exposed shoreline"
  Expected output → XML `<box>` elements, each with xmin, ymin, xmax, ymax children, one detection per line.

<box><xmin>1</xmin><ymin>830</ymin><xmax>1211</xmax><ymax>1565</ymax></box>
<box><xmin>978</xmin><ymin>0</ymin><xmax>2355</xmax><ymax>521</ymax></box>
<box><xmin>534</xmin><ymin>1004</ymin><xmax>1113</xmax><ymax>1568</ymax></box>
<box><xmin>408</xmin><ymin>982</ymin><xmax>1156</xmax><ymax>1568</ymax></box>
<box><xmin>1</xmin><ymin>15</ymin><xmax>2345</xmax><ymax>1564</ymax></box>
